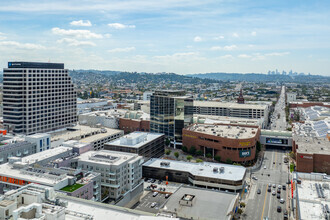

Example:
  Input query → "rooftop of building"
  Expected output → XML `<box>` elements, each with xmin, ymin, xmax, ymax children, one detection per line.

<box><xmin>293</xmin><ymin>120</ymin><xmax>330</xmax><ymax>138</ymax></box>
<box><xmin>161</xmin><ymin>186</ymin><xmax>238</xmax><ymax>220</ymax></box>
<box><xmin>25</xmin><ymin>133</ymin><xmax>50</xmax><ymax>139</ymax></box>
<box><xmin>294</xmin><ymin>136</ymin><xmax>330</xmax><ymax>154</ymax></box>
<box><xmin>295</xmin><ymin>173</ymin><xmax>330</xmax><ymax>220</ymax></box>
<box><xmin>79</xmin><ymin>109</ymin><xmax>126</xmax><ymax>118</ymax></box>
<box><xmin>185</xmin><ymin>123</ymin><xmax>259</xmax><ymax>139</ymax></box>
<box><xmin>50</xmin><ymin>125</ymin><xmax>122</xmax><ymax>143</ymax></box>
<box><xmin>62</xmin><ymin>140</ymin><xmax>91</xmax><ymax>148</ymax></box>
<box><xmin>193</xmin><ymin>114</ymin><xmax>264</xmax><ymax>127</ymax></box>
<box><xmin>77</xmin><ymin>150</ymin><xmax>142</xmax><ymax>166</ymax></box>
<box><xmin>106</xmin><ymin>132</ymin><xmax>164</xmax><ymax>149</ymax></box>
<box><xmin>0</xmin><ymin>141</ymin><xmax>35</xmax><ymax>153</ymax></box>
<box><xmin>193</xmin><ymin>100</ymin><xmax>268</xmax><ymax>110</ymax></box>
<box><xmin>260</xmin><ymin>129</ymin><xmax>292</xmax><ymax>138</ymax></box>
<box><xmin>143</xmin><ymin>158</ymin><xmax>246</xmax><ymax>181</ymax></box>
<box><xmin>7</xmin><ymin>61</ymin><xmax>64</xmax><ymax>69</ymax></box>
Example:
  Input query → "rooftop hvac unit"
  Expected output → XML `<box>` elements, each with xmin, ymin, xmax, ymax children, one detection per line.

<box><xmin>213</xmin><ymin>167</ymin><xmax>218</xmax><ymax>172</ymax></box>
<box><xmin>220</xmin><ymin>167</ymin><xmax>224</xmax><ymax>173</ymax></box>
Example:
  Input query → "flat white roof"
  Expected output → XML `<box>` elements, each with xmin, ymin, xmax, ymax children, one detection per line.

<box><xmin>143</xmin><ymin>158</ymin><xmax>246</xmax><ymax>181</ymax></box>
<box><xmin>185</xmin><ymin>124</ymin><xmax>258</xmax><ymax>139</ymax></box>
<box><xmin>106</xmin><ymin>132</ymin><xmax>164</xmax><ymax>149</ymax></box>
<box><xmin>79</xmin><ymin>128</ymin><xmax>123</xmax><ymax>144</ymax></box>
<box><xmin>26</xmin><ymin>133</ymin><xmax>50</xmax><ymax>139</ymax></box>
<box><xmin>77</xmin><ymin>150</ymin><xmax>142</xmax><ymax>166</ymax></box>
<box><xmin>20</xmin><ymin>146</ymin><xmax>72</xmax><ymax>165</ymax></box>
<box><xmin>194</xmin><ymin>101</ymin><xmax>268</xmax><ymax>110</ymax></box>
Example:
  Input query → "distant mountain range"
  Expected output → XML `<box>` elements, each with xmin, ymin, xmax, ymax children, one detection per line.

<box><xmin>187</xmin><ymin>72</ymin><xmax>330</xmax><ymax>83</ymax></box>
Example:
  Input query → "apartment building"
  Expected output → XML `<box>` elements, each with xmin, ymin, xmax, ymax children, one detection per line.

<box><xmin>3</xmin><ymin>62</ymin><xmax>77</xmax><ymax>134</ymax></box>
<box><xmin>76</xmin><ymin>150</ymin><xmax>143</xmax><ymax>204</ymax></box>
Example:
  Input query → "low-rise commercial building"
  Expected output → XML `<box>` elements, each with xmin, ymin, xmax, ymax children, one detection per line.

<box><xmin>0</xmin><ymin>184</ymin><xmax>164</xmax><ymax>220</ymax></box>
<box><xmin>293</xmin><ymin>136</ymin><xmax>330</xmax><ymax>174</ymax></box>
<box><xmin>182</xmin><ymin>123</ymin><xmax>260</xmax><ymax>163</ymax></box>
<box><xmin>160</xmin><ymin>186</ymin><xmax>239</xmax><ymax>220</ymax></box>
<box><xmin>119</xmin><ymin>111</ymin><xmax>150</xmax><ymax>134</ymax></box>
<box><xmin>25</xmin><ymin>133</ymin><xmax>51</xmax><ymax>152</ymax></box>
<box><xmin>0</xmin><ymin>141</ymin><xmax>37</xmax><ymax>164</ymax></box>
<box><xmin>193</xmin><ymin>101</ymin><xmax>269</xmax><ymax>125</ymax></box>
<box><xmin>104</xmin><ymin>132</ymin><xmax>164</xmax><ymax>159</ymax></box>
<box><xmin>76</xmin><ymin>150</ymin><xmax>144</xmax><ymax>205</ymax></box>
<box><xmin>50</xmin><ymin>125</ymin><xmax>123</xmax><ymax>150</ymax></box>
<box><xmin>0</xmin><ymin>147</ymin><xmax>101</xmax><ymax>201</ymax></box>
<box><xmin>143</xmin><ymin>158</ymin><xmax>246</xmax><ymax>191</ymax></box>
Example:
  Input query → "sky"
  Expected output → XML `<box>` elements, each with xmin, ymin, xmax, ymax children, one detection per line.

<box><xmin>0</xmin><ymin>0</ymin><xmax>330</xmax><ymax>76</ymax></box>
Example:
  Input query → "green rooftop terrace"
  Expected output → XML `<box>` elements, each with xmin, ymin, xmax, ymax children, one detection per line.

<box><xmin>60</xmin><ymin>183</ymin><xmax>84</xmax><ymax>192</ymax></box>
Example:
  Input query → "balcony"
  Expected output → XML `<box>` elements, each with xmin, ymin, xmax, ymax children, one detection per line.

<box><xmin>108</xmin><ymin>177</ymin><xmax>116</xmax><ymax>181</ymax></box>
<box><xmin>93</xmin><ymin>191</ymin><xmax>99</xmax><ymax>195</ymax></box>
<box><xmin>93</xmin><ymin>184</ymin><xmax>99</xmax><ymax>189</ymax></box>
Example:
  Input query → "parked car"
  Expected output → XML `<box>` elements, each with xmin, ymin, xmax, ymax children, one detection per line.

<box><xmin>283</xmin><ymin>210</ymin><xmax>288</xmax><ymax>219</ymax></box>
<box><xmin>150</xmin><ymin>202</ymin><xmax>157</xmax><ymax>208</ymax></box>
<box><xmin>165</xmin><ymin>194</ymin><xmax>170</xmax><ymax>199</ymax></box>
<box><xmin>151</xmin><ymin>179</ymin><xmax>156</xmax><ymax>183</ymax></box>
<box><xmin>153</xmin><ymin>192</ymin><xmax>159</xmax><ymax>197</ymax></box>
<box><xmin>277</xmin><ymin>206</ymin><xmax>282</xmax><ymax>213</ymax></box>
<box><xmin>282</xmin><ymin>185</ymin><xmax>286</xmax><ymax>190</ymax></box>
<box><xmin>252</xmin><ymin>176</ymin><xmax>258</xmax><ymax>180</ymax></box>
<box><xmin>158</xmin><ymin>180</ymin><xmax>162</xmax><ymax>184</ymax></box>
<box><xmin>144</xmin><ymin>177</ymin><xmax>148</xmax><ymax>182</ymax></box>
<box><xmin>257</xmin><ymin>189</ymin><xmax>261</xmax><ymax>194</ymax></box>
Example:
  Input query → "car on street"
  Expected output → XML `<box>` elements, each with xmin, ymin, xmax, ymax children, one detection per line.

<box><xmin>272</xmin><ymin>191</ymin><xmax>276</xmax><ymax>195</ymax></box>
<box><xmin>283</xmin><ymin>210</ymin><xmax>288</xmax><ymax>219</ymax></box>
<box><xmin>277</xmin><ymin>193</ymin><xmax>281</xmax><ymax>199</ymax></box>
<box><xmin>277</xmin><ymin>206</ymin><xmax>282</xmax><ymax>213</ymax></box>
<box><xmin>264</xmin><ymin>166</ymin><xmax>267</xmax><ymax>169</ymax></box>
<box><xmin>268</xmin><ymin>187</ymin><xmax>271</xmax><ymax>192</ymax></box>
<box><xmin>150</xmin><ymin>202</ymin><xmax>157</xmax><ymax>208</ymax></box>
<box><xmin>272</xmin><ymin>184</ymin><xmax>276</xmax><ymax>188</ymax></box>
<box><xmin>257</xmin><ymin>189</ymin><xmax>261</xmax><ymax>194</ymax></box>
<box><xmin>280</xmin><ymin>198</ymin><xmax>285</xmax><ymax>204</ymax></box>
<box><xmin>277</xmin><ymin>188</ymin><xmax>281</xmax><ymax>193</ymax></box>
<box><xmin>278</xmin><ymin>185</ymin><xmax>282</xmax><ymax>189</ymax></box>
<box><xmin>252</xmin><ymin>176</ymin><xmax>258</xmax><ymax>180</ymax></box>
<box><xmin>282</xmin><ymin>185</ymin><xmax>286</xmax><ymax>190</ymax></box>
<box><xmin>165</xmin><ymin>194</ymin><xmax>170</xmax><ymax>199</ymax></box>
<box><xmin>153</xmin><ymin>192</ymin><xmax>159</xmax><ymax>197</ymax></box>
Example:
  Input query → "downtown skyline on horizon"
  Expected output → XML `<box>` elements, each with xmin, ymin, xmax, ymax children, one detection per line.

<box><xmin>0</xmin><ymin>0</ymin><xmax>330</xmax><ymax>76</ymax></box>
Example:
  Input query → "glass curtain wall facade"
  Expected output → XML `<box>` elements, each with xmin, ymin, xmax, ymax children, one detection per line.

<box><xmin>150</xmin><ymin>90</ymin><xmax>193</xmax><ymax>146</ymax></box>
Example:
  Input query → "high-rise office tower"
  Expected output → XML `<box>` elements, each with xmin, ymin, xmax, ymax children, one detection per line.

<box><xmin>150</xmin><ymin>90</ymin><xmax>193</xmax><ymax>147</ymax></box>
<box><xmin>3</xmin><ymin>62</ymin><xmax>77</xmax><ymax>134</ymax></box>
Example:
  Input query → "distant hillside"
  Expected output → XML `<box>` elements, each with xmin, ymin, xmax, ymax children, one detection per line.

<box><xmin>69</xmin><ymin>70</ymin><xmax>221</xmax><ymax>85</ymax></box>
<box><xmin>187</xmin><ymin>72</ymin><xmax>330</xmax><ymax>83</ymax></box>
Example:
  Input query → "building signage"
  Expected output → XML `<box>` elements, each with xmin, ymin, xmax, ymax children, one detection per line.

<box><xmin>300</xmin><ymin>155</ymin><xmax>313</xmax><ymax>159</ymax></box>
<box><xmin>239</xmin><ymin>149</ymin><xmax>251</xmax><ymax>158</ymax></box>
<box><xmin>239</xmin><ymin>141</ymin><xmax>250</xmax><ymax>147</ymax></box>
<box><xmin>183</xmin><ymin>134</ymin><xmax>197</xmax><ymax>138</ymax></box>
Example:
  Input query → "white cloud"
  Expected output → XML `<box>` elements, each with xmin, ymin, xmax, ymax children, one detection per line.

<box><xmin>51</xmin><ymin>27</ymin><xmax>103</xmax><ymax>39</ymax></box>
<box><xmin>219</xmin><ymin>54</ymin><xmax>233</xmax><ymax>59</ymax></box>
<box><xmin>107</xmin><ymin>47</ymin><xmax>136</xmax><ymax>52</ymax></box>
<box><xmin>251</xmin><ymin>31</ymin><xmax>257</xmax><ymax>36</ymax></box>
<box><xmin>108</xmin><ymin>23</ymin><xmax>135</xmax><ymax>29</ymax></box>
<box><xmin>210</xmin><ymin>46</ymin><xmax>222</xmax><ymax>51</ymax></box>
<box><xmin>232</xmin><ymin>33</ymin><xmax>239</xmax><ymax>38</ymax></box>
<box><xmin>0</xmin><ymin>41</ymin><xmax>45</xmax><ymax>49</ymax></box>
<box><xmin>223</xmin><ymin>45</ymin><xmax>237</xmax><ymax>51</ymax></box>
<box><xmin>265</xmin><ymin>52</ymin><xmax>290</xmax><ymax>56</ymax></box>
<box><xmin>154</xmin><ymin>52</ymin><xmax>199</xmax><ymax>59</ymax></box>
<box><xmin>104</xmin><ymin>33</ymin><xmax>112</xmax><ymax>38</ymax></box>
<box><xmin>238</xmin><ymin>54</ymin><xmax>251</xmax><ymax>58</ymax></box>
<box><xmin>193</xmin><ymin>36</ymin><xmax>202</xmax><ymax>42</ymax></box>
<box><xmin>214</xmin><ymin>35</ymin><xmax>224</xmax><ymax>40</ymax></box>
<box><xmin>57</xmin><ymin>38</ymin><xmax>96</xmax><ymax>46</ymax></box>
<box><xmin>70</xmin><ymin>20</ymin><xmax>92</xmax><ymax>27</ymax></box>
<box><xmin>251</xmin><ymin>53</ymin><xmax>265</xmax><ymax>61</ymax></box>
<box><xmin>0</xmin><ymin>32</ymin><xmax>6</xmax><ymax>40</ymax></box>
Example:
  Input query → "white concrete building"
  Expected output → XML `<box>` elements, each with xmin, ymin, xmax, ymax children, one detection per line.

<box><xmin>76</xmin><ymin>150</ymin><xmax>143</xmax><ymax>204</ymax></box>
<box><xmin>286</xmin><ymin>92</ymin><xmax>297</xmax><ymax>104</ymax></box>
<box><xmin>143</xmin><ymin>91</ymin><xmax>153</xmax><ymax>101</ymax></box>
<box><xmin>25</xmin><ymin>133</ymin><xmax>51</xmax><ymax>152</ymax></box>
<box><xmin>3</xmin><ymin>62</ymin><xmax>77</xmax><ymax>134</ymax></box>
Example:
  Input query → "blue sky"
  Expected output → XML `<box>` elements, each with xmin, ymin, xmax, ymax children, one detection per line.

<box><xmin>0</xmin><ymin>0</ymin><xmax>329</xmax><ymax>75</ymax></box>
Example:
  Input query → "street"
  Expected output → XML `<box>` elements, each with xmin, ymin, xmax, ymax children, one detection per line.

<box><xmin>270</xmin><ymin>86</ymin><xmax>287</xmax><ymax>131</ymax></box>
<box><xmin>243</xmin><ymin>149</ymin><xmax>290</xmax><ymax>220</ymax></box>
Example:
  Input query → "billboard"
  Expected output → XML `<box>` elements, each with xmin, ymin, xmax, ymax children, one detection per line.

<box><xmin>266</xmin><ymin>138</ymin><xmax>284</xmax><ymax>144</ymax></box>
<box><xmin>239</xmin><ymin>149</ymin><xmax>251</xmax><ymax>158</ymax></box>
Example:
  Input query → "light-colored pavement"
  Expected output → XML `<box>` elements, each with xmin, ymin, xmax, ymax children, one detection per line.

<box><xmin>270</xmin><ymin>86</ymin><xmax>288</xmax><ymax>131</ymax></box>
<box><xmin>243</xmin><ymin>149</ymin><xmax>291</xmax><ymax>220</ymax></box>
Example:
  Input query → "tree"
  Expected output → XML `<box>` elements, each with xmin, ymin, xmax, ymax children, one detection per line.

<box><xmin>196</xmin><ymin>159</ymin><xmax>203</xmax><ymax>163</ymax></box>
<box><xmin>226</xmin><ymin>158</ymin><xmax>232</xmax><ymax>164</ymax></box>
<box><xmin>214</xmin><ymin>155</ymin><xmax>221</xmax><ymax>162</ymax></box>
<box><xmin>196</xmin><ymin>150</ymin><xmax>203</xmax><ymax>156</ymax></box>
<box><xmin>174</xmin><ymin>152</ymin><xmax>179</xmax><ymax>159</ymax></box>
<box><xmin>165</xmin><ymin>149</ymin><xmax>171</xmax><ymax>155</ymax></box>
<box><xmin>186</xmin><ymin>155</ymin><xmax>193</xmax><ymax>161</ymax></box>
<box><xmin>289</xmin><ymin>151</ymin><xmax>296</xmax><ymax>160</ymax></box>
<box><xmin>206</xmin><ymin>153</ymin><xmax>212</xmax><ymax>158</ymax></box>
<box><xmin>165</xmin><ymin>138</ymin><xmax>170</xmax><ymax>146</ymax></box>
<box><xmin>189</xmin><ymin>146</ymin><xmax>197</xmax><ymax>155</ymax></box>
<box><xmin>182</xmin><ymin>146</ymin><xmax>188</xmax><ymax>153</ymax></box>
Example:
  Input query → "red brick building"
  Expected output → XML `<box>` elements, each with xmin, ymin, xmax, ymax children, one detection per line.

<box><xmin>119</xmin><ymin>118</ymin><xmax>150</xmax><ymax>134</ymax></box>
<box><xmin>293</xmin><ymin>136</ymin><xmax>330</xmax><ymax>174</ymax></box>
<box><xmin>182</xmin><ymin>124</ymin><xmax>260</xmax><ymax>163</ymax></box>
<box><xmin>289</xmin><ymin>102</ymin><xmax>330</xmax><ymax>109</ymax></box>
